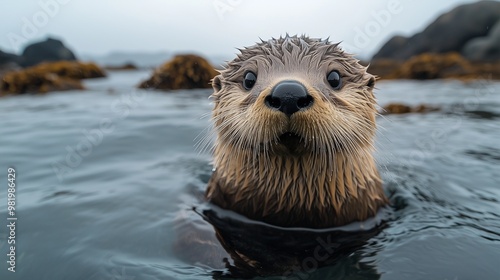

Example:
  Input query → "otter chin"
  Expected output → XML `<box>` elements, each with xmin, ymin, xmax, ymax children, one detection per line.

<box><xmin>205</xmin><ymin>35</ymin><xmax>388</xmax><ymax>228</ymax></box>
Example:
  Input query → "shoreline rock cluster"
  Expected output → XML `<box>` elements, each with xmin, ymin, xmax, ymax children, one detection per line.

<box><xmin>368</xmin><ymin>0</ymin><xmax>500</xmax><ymax>80</ymax></box>
<box><xmin>368</xmin><ymin>53</ymin><xmax>500</xmax><ymax>80</ymax></box>
<box><xmin>138</xmin><ymin>54</ymin><xmax>217</xmax><ymax>90</ymax></box>
<box><xmin>0</xmin><ymin>37</ymin><xmax>77</xmax><ymax>68</ymax></box>
<box><xmin>0</xmin><ymin>37</ymin><xmax>106</xmax><ymax>95</ymax></box>
<box><xmin>373</xmin><ymin>1</ymin><xmax>500</xmax><ymax>62</ymax></box>
<box><xmin>1</xmin><ymin>61</ymin><xmax>106</xmax><ymax>95</ymax></box>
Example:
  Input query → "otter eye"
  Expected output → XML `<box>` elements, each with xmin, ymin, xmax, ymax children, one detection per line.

<box><xmin>243</xmin><ymin>71</ymin><xmax>257</xmax><ymax>90</ymax></box>
<box><xmin>327</xmin><ymin>70</ymin><xmax>342</xmax><ymax>89</ymax></box>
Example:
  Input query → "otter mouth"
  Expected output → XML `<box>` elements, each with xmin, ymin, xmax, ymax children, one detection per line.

<box><xmin>277</xmin><ymin>132</ymin><xmax>304</xmax><ymax>153</ymax></box>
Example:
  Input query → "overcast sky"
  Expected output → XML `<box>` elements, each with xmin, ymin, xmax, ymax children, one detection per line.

<box><xmin>0</xmin><ymin>0</ymin><xmax>482</xmax><ymax>60</ymax></box>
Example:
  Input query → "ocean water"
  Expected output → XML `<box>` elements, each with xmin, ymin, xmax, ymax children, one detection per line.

<box><xmin>0</xmin><ymin>70</ymin><xmax>499</xmax><ymax>280</ymax></box>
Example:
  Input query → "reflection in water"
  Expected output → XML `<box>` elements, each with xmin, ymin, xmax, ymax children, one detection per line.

<box><xmin>464</xmin><ymin>110</ymin><xmax>500</xmax><ymax>120</ymax></box>
<box><xmin>175</xmin><ymin>203</ymin><xmax>392</xmax><ymax>279</ymax></box>
<box><xmin>465</xmin><ymin>147</ymin><xmax>500</xmax><ymax>162</ymax></box>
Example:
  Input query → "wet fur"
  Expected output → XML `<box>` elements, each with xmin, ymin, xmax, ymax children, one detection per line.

<box><xmin>206</xmin><ymin>35</ymin><xmax>388</xmax><ymax>228</ymax></box>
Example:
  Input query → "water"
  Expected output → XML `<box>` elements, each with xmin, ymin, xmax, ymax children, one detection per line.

<box><xmin>0</xmin><ymin>70</ymin><xmax>499</xmax><ymax>279</ymax></box>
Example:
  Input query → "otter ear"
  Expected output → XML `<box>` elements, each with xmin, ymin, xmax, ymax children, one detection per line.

<box><xmin>212</xmin><ymin>75</ymin><xmax>222</xmax><ymax>93</ymax></box>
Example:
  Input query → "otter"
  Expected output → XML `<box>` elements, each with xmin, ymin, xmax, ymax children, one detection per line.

<box><xmin>205</xmin><ymin>35</ymin><xmax>388</xmax><ymax>229</ymax></box>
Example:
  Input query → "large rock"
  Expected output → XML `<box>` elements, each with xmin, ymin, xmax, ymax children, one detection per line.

<box><xmin>1</xmin><ymin>70</ymin><xmax>83</xmax><ymax>95</ymax></box>
<box><xmin>368</xmin><ymin>52</ymin><xmax>500</xmax><ymax>80</ymax></box>
<box><xmin>0</xmin><ymin>50</ymin><xmax>22</xmax><ymax>77</ymax></box>
<box><xmin>371</xmin><ymin>36</ymin><xmax>408</xmax><ymax>61</ymax></box>
<box><xmin>0</xmin><ymin>61</ymin><xmax>105</xmax><ymax>95</ymax></box>
<box><xmin>373</xmin><ymin>1</ymin><xmax>500</xmax><ymax>61</ymax></box>
<box><xmin>391</xmin><ymin>53</ymin><xmax>474</xmax><ymax>80</ymax></box>
<box><xmin>20</xmin><ymin>37</ymin><xmax>77</xmax><ymax>67</ymax></box>
<box><xmin>462</xmin><ymin>21</ymin><xmax>500</xmax><ymax>61</ymax></box>
<box><xmin>0</xmin><ymin>50</ymin><xmax>21</xmax><ymax>79</ymax></box>
<box><xmin>0</xmin><ymin>49</ymin><xmax>21</xmax><ymax>66</ymax></box>
<box><xmin>138</xmin><ymin>54</ymin><xmax>217</xmax><ymax>90</ymax></box>
<box><xmin>30</xmin><ymin>61</ymin><xmax>106</xmax><ymax>79</ymax></box>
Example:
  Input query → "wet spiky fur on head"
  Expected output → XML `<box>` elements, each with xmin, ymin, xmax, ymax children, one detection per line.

<box><xmin>206</xmin><ymin>35</ymin><xmax>387</xmax><ymax>228</ymax></box>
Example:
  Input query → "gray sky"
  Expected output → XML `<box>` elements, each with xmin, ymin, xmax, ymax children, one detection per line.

<box><xmin>0</xmin><ymin>0</ymin><xmax>481</xmax><ymax>59</ymax></box>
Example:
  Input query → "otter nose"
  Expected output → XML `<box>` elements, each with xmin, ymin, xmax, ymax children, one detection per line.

<box><xmin>265</xmin><ymin>81</ymin><xmax>314</xmax><ymax>117</ymax></box>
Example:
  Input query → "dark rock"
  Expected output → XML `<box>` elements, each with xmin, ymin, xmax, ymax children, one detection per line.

<box><xmin>138</xmin><ymin>54</ymin><xmax>217</xmax><ymax>90</ymax></box>
<box><xmin>0</xmin><ymin>49</ymin><xmax>21</xmax><ymax>67</ymax></box>
<box><xmin>0</xmin><ymin>50</ymin><xmax>22</xmax><ymax>78</ymax></box>
<box><xmin>371</xmin><ymin>36</ymin><xmax>408</xmax><ymax>61</ymax></box>
<box><xmin>20</xmin><ymin>37</ymin><xmax>77</xmax><ymax>67</ymax></box>
<box><xmin>373</xmin><ymin>1</ymin><xmax>500</xmax><ymax>61</ymax></box>
<box><xmin>463</xmin><ymin>21</ymin><xmax>500</xmax><ymax>62</ymax></box>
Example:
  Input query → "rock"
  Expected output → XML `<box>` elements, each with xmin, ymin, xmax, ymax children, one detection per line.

<box><xmin>138</xmin><ymin>54</ymin><xmax>217</xmax><ymax>90</ymax></box>
<box><xmin>0</xmin><ymin>61</ymin><xmax>105</xmax><ymax>95</ymax></box>
<box><xmin>382</xmin><ymin>103</ymin><xmax>412</xmax><ymax>114</ymax></box>
<box><xmin>381</xmin><ymin>103</ymin><xmax>440</xmax><ymax>115</ymax></box>
<box><xmin>371</xmin><ymin>52</ymin><xmax>500</xmax><ymax>80</ymax></box>
<box><xmin>364</xmin><ymin>59</ymin><xmax>402</xmax><ymax>79</ymax></box>
<box><xmin>413</xmin><ymin>104</ymin><xmax>440</xmax><ymax>113</ymax></box>
<box><xmin>391</xmin><ymin>53</ymin><xmax>474</xmax><ymax>80</ymax></box>
<box><xmin>371</xmin><ymin>36</ymin><xmax>408</xmax><ymax>61</ymax></box>
<box><xmin>0</xmin><ymin>63</ymin><xmax>22</xmax><ymax>79</ymax></box>
<box><xmin>468</xmin><ymin>61</ymin><xmax>500</xmax><ymax>80</ymax></box>
<box><xmin>463</xmin><ymin>21</ymin><xmax>500</xmax><ymax>62</ymax></box>
<box><xmin>30</xmin><ymin>61</ymin><xmax>106</xmax><ymax>79</ymax></box>
<box><xmin>0</xmin><ymin>49</ymin><xmax>21</xmax><ymax>67</ymax></box>
<box><xmin>0</xmin><ymin>50</ymin><xmax>22</xmax><ymax>78</ymax></box>
<box><xmin>105</xmin><ymin>62</ymin><xmax>138</xmax><ymax>70</ymax></box>
<box><xmin>20</xmin><ymin>37</ymin><xmax>77</xmax><ymax>67</ymax></box>
<box><xmin>1</xmin><ymin>71</ymin><xmax>84</xmax><ymax>95</ymax></box>
<box><xmin>373</xmin><ymin>1</ymin><xmax>500</xmax><ymax>61</ymax></box>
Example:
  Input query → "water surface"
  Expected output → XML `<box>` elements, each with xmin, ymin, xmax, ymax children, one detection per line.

<box><xmin>0</xmin><ymin>71</ymin><xmax>499</xmax><ymax>279</ymax></box>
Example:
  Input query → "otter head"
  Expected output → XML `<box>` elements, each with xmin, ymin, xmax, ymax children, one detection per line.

<box><xmin>206</xmin><ymin>35</ymin><xmax>387</xmax><ymax>228</ymax></box>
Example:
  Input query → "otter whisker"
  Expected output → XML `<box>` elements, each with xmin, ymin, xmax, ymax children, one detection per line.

<box><xmin>194</xmin><ymin>129</ymin><xmax>216</xmax><ymax>155</ymax></box>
